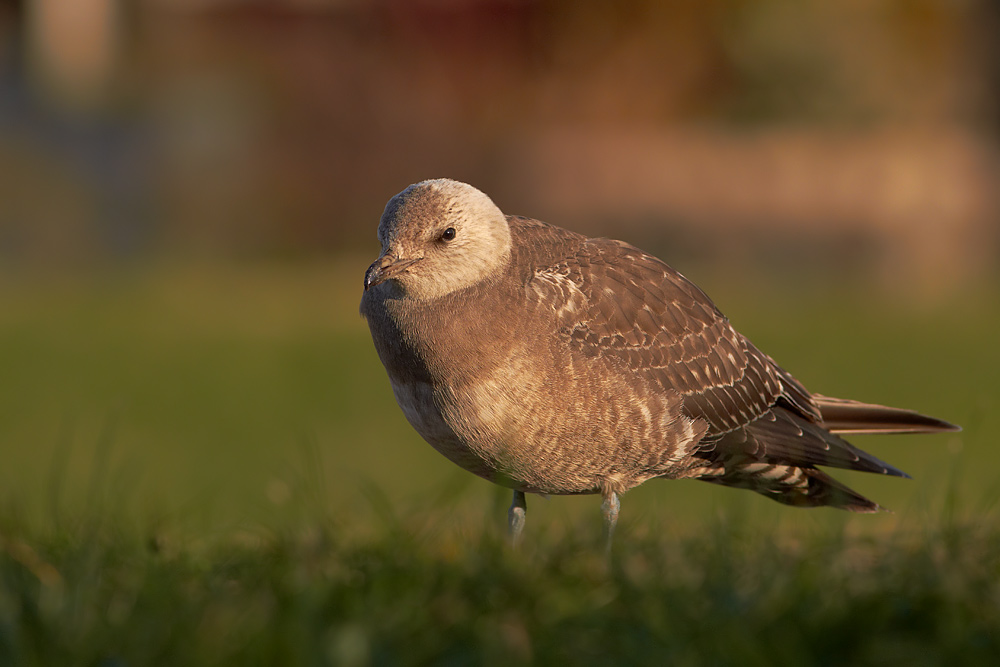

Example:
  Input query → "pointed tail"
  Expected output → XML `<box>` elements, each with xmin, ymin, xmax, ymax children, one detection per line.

<box><xmin>813</xmin><ymin>394</ymin><xmax>960</xmax><ymax>435</ymax></box>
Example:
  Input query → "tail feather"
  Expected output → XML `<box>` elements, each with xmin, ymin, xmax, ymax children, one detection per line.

<box><xmin>813</xmin><ymin>394</ymin><xmax>960</xmax><ymax>435</ymax></box>
<box><xmin>687</xmin><ymin>394</ymin><xmax>959</xmax><ymax>512</ymax></box>
<box><xmin>697</xmin><ymin>465</ymin><xmax>884</xmax><ymax>513</ymax></box>
<box><xmin>794</xmin><ymin>468</ymin><xmax>884</xmax><ymax>513</ymax></box>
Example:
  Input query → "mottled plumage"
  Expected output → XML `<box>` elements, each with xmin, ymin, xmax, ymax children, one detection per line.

<box><xmin>360</xmin><ymin>179</ymin><xmax>958</xmax><ymax>544</ymax></box>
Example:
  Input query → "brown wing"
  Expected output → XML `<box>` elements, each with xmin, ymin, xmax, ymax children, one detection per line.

<box><xmin>523</xmin><ymin>231</ymin><xmax>819</xmax><ymax>437</ymax></box>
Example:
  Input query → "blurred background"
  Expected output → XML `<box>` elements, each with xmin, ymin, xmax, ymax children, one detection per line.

<box><xmin>0</xmin><ymin>0</ymin><xmax>997</xmax><ymax>535</ymax></box>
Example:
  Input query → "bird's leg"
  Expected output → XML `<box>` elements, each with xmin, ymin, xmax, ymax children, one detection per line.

<box><xmin>601</xmin><ymin>490</ymin><xmax>620</xmax><ymax>556</ymax></box>
<box><xmin>508</xmin><ymin>490</ymin><xmax>527</xmax><ymax>547</ymax></box>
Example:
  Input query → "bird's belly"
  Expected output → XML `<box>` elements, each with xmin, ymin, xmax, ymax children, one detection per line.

<box><xmin>388</xmin><ymin>371</ymin><xmax>579</xmax><ymax>492</ymax></box>
<box><xmin>438</xmin><ymin>364</ymin><xmax>620</xmax><ymax>495</ymax></box>
<box><xmin>389</xmin><ymin>360</ymin><xmax>702</xmax><ymax>496</ymax></box>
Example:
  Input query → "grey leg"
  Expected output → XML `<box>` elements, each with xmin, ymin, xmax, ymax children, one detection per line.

<box><xmin>508</xmin><ymin>490</ymin><xmax>527</xmax><ymax>546</ymax></box>
<box><xmin>601</xmin><ymin>490</ymin><xmax>620</xmax><ymax>555</ymax></box>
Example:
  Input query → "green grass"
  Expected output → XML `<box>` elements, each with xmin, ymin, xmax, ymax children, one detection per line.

<box><xmin>3</xmin><ymin>508</ymin><xmax>1000</xmax><ymax>665</ymax></box>
<box><xmin>0</xmin><ymin>259</ymin><xmax>998</xmax><ymax>664</ymax></box>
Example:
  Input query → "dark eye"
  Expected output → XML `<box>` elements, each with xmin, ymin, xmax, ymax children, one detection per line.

<box><xmin>440</xmin><ymin>227</ymin><xmax>456</xmax><ymax>242</ymax></box>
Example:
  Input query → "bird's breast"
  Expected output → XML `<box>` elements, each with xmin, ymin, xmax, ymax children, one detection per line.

<box><xmin>388</xmin><ymin>374</ymin><xmax>504</xmax><ymax>481</ymax></box>
<box><xmin>390</xmin><ymin>378</ymin><xmax>446</xmax><ymax>439</ymax></box>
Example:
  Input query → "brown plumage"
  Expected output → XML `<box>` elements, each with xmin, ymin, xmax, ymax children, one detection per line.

<box><xmin>359</xmin><ymin>179</ymin><xmax>959</xmax><ymax>544</ymax></box>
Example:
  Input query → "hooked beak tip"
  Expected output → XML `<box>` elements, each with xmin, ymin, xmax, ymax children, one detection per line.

<box><xmin>364</xmin><ymin>255</ymin><xmax>422</xmax><ymax>291</ymax></box>
<box><xmin>363</xmin><ymin>264</ymin><xmax>381</xmax><ymax>291</ymax></box>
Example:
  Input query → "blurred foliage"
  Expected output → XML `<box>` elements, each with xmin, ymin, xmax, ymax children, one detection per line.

<box><xmin>0</xmin><ymin>0</ymin><xmax>997</xmax><ymax>284</ymax></box>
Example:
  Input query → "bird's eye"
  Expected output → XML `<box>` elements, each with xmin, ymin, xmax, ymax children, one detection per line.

<box><xmin>440</xmin><ymin>227</ymin><xmax>457</xmax><ymax>242</ymax></box>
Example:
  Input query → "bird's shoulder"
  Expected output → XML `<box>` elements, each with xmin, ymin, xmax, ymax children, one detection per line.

<box><xmin>513</xmin><ymin>218</ymin><xmax>820</xmax><ymax>434</ymax></box>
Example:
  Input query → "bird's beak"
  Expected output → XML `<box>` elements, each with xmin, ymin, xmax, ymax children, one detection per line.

<box><xmin>364</xmin><ymin>254</ymin><xmax>423</xmax><ymax>290</ymax></box>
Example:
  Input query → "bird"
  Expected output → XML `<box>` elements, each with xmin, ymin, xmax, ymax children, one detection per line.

<box><xmin>359</xmin><ymin>178</ymin><xmax>959</xmax><ymax>549</ymax></box>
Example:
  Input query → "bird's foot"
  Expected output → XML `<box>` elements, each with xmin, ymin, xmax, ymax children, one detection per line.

<box><xmin>601</xmin><ymin>491</ymin><xmax>620</xmax><ymax>558</ymax></box>
<box><xmin>508</xmin><ymin>490</ymin><xmax>527</xmax><ymax>547</ymax></box>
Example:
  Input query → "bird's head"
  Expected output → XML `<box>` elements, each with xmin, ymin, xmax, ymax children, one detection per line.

<box><xmin>363</xmin><ymin>179</ymin><xmax>512</xmax><ymax>300</ymax></box>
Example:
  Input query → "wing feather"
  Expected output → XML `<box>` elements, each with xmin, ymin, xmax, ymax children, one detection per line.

<box><xmin>524</xmin><ymin>232</ymin><xmax>815</xmax><ymax>436</ymax></box>
<box><xmin>705</xmin><ymin>409</ymin><xmax>910</xmax><ymax>478</ymax></box>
